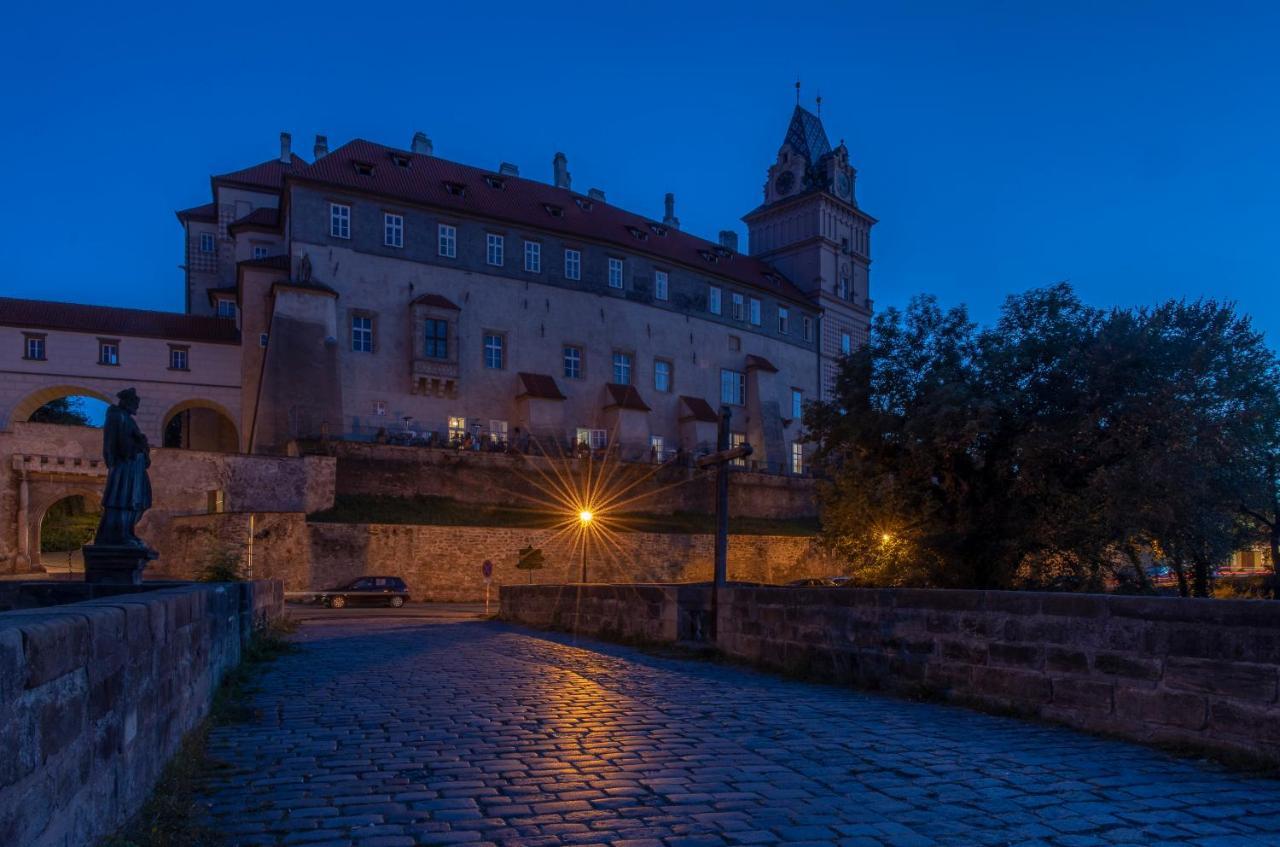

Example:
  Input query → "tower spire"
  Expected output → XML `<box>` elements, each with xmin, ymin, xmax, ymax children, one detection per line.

<box><xmin>795</xmin><ymin>78</ymin><xmax>801</xmax><ymax>105</ymax></box>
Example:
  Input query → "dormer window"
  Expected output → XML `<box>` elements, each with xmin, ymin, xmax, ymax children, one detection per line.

<box><xmin>543</xmin><ymin>203</ymin><xmax>564</xmax><ymax>218</ymax></box>
<box><xmin>648</xmin><ymin>223</ymin><xmax>668</xmax><ymax>237</ymax></box>
<box><xmin>484</xmin><ymin>175</ymin><xmax>506</xmax><ymax>190</ymax></box>
<box><xmin>391</xmin><ymin>153</ymin><xmax>411</xmax><ymax>168</ymax></box>
<box><xmin>626</xmin><ymin>226</ymin><xmax>649</xmax><ymax>241</ymax></box>
<box><xmin>352</xmin><ymin>161</ymin><xmax>375</xmax><ymax>176</ymax></box>
<box><xmin>574</xmin><ymin>197</ymin><xmax>593</xmax><ymax>212</ymax></box>
<box><xmin>443</xmin><ymin>181</ymin><xmax>467</xmax><ymax>197</ymax></box>
<box><xmin>698</xmin><ymin>250</ymin><xmax>718</xmax><ymax>263</ymax></box>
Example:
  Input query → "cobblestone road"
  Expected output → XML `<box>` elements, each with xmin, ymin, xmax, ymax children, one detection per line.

<box><xmin>198</xmin><ymin>619</ymin><xmax>1280</xmax><ymax>847</ymax></box>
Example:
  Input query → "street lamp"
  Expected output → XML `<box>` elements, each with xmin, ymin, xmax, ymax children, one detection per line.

<box><xmin>578</xmin><ymin>509</ymin><xmax>593</xmax><ymax>582</ymax></box>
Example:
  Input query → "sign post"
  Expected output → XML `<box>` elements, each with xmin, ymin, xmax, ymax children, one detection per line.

<box><xmin>695</xmin><ymin>406</ymin><xmax>752</xmax><ymax>642</ymax></box>
<box><xmin>482</xmin><ymin>559</ymin><xmax>494</xmax><ymax>616</ymax></box>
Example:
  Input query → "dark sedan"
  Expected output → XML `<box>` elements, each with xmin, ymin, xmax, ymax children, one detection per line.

<box><xmin>317</xmin><ymin>576</ymin><xmax>411</xmax><ymax>609</ymax></box>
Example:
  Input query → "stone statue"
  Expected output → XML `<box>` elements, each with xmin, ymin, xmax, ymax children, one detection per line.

<box><xmin>94</xmin><ymin>387</ymin><xmax>153</xmax><ymax>548</ymax></box>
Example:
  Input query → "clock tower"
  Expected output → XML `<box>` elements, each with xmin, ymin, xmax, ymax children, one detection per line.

<box><xmin>743</xmin><ymin>104</ymin><xmax>876</xmax><ymax>401</ymax></box>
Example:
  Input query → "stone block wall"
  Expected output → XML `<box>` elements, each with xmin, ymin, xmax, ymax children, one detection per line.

<box><xmin>500</xmin><ymin>584</ymin><xmax>1280</xmax><ymax>766</ymax></box>
<box><xmin>146</xmin><ymin>513</ymin><xmax>831</xmax><ymax>601</ymax></box>
<box><xmin>0</xmin><ymin>580</ymin><xmax>284</xmax><ymax>847</ymax></box>
<box><xmin>499</xmin><ymin>584</ymin><xmax>694</xmax><ymax>643</ymax></box>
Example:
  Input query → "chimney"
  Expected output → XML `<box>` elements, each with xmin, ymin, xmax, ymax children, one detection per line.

<box><xmin>587</xmin><ymin>187</ymin><xmax>606</xmax><ymax>202</ymax></box>
<box><xmin>718</xmin><ymin>230</ymin><xmax>739</xmax><ymax>252</ymax></box>
<box><xmin>553</xmin><ymin>152</ymin><xmax>571</xmax><ymax>189</ymax></box>
<box><xmin>279</xmin><ymin>131</ymin><xmax>292</xmax><ymax>164</ymax></box>
<box><xmin>411</xmin><ymin>131</ymin><xmax>433</xmax><ymax>156</ymax></box>
<box><xmin>663</xmin><ymin>193</ymin><xmax>680</xmax><ymax>230</ymax></box>
<box><xmin>498</xmin><ymin>162</ymin><xmax>519</xmax><ymax>176</ymax></box>
<box><xmin>313</xmin><ymin>134</ymin><xmax>329</xmax><ymax>159</ymax></box>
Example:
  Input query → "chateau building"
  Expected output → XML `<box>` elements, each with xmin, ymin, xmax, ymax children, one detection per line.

<box><xmin>0</xmin><ymin>105</ymin><xmax>875</xmax><ymax>473</ymax></box>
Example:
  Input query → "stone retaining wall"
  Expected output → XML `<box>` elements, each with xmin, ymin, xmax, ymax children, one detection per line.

<box><xmin>500</xmin><ymin>584</ymin><xmax>1280</xmax><ymax>766</ymax></box>
<box><xmin>0</xmin><ymin>579</ymin><xmax>284</xmax><ymax>847</ymax></box>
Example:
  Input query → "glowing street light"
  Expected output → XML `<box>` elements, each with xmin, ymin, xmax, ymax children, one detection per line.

<box><xmin>880</xmin><ymin>532</ymin><xmax>893</xmax><ymax>544</ymax></box>
<box><xmin>579</xmin><ymin>508</ymin><xmax>594</xmax><ymax>583</ymax></box>
<box><xmin>579</xmin><ymin>510</ymin><xmax>594</xmax><ymax>525</ymax></box>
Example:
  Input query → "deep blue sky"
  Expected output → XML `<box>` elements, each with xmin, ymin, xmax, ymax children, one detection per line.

<box><xmin>2</xmin><ymin>2</ymin><xmax>1278</xmax><ymax>345</ymax></box>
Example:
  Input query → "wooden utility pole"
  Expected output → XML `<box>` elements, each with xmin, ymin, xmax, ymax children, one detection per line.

<box><xmin>696</xmin><ymin>406</ymin><xmax>752</xmax><ymax>641</ymax></box>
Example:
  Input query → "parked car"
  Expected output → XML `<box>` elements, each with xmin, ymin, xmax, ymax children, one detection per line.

<box><xmin>317</xmin><ymin>576</ymin><xmax>410</xmax><ymax>609</ymax></box>
<box><xmin>786</xmin><ymin>576</ymin><xmax>850</xmax><ymax>587</ymax></box>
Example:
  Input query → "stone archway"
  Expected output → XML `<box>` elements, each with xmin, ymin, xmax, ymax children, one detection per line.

<box><xmin>31</xmin><ymin>489</ymin><xmax>102</xmax><ymax>572</ymax></box>
<box><xmin>7</xmin><ymin>384</ymin><xmax>112</xmax><ymax>429</ymax></box>
<box><xmin>10</xmin><ymin>453</ymin><xmax>106</xmax><ymax>572</ymax></box>
<box><xmin>161</xmin><ymin>399</ymin><xmax>241</xmax><ymax>452</ymax></box>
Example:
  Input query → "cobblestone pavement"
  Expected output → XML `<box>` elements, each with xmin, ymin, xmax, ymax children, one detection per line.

<box><xmin>198</xmin><ymin>619</ymin><xmax>1280</xmax><ymax>847</ymax></box>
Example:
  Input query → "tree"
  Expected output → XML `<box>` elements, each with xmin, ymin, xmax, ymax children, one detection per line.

<box><xmin>515</xmin><ymin>545</ymin><xmax>546</xmax><ymax>583</ymax></box>
<box><xmin>29</xmin><ymin>396</ymin><xmax>94</xmax><ymax>427</ymax></box>
<box><xmin>808</xmin><ymin>283</ymin><xmax>1280</xmax><ymax>595</ymax></box>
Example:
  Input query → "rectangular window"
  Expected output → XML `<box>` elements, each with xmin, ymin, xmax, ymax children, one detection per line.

<box><xmin>778</xmin><ymin>306</ymin><xmax>790</xmax><ymax>334</ymax></box>
<box><xmin>424</xmin><ymin>319</ymin><xmax>448</xmax><ymax>359</ymax></box>
<box><xmin>99</xmin><ymin>339</ymin><xmax>120</xmax><ymax>366</ymax></box>
<box><xmin>489</xmin><ymin>419</ymin><xmax>509</xmax><ymax>444</ymax></box>
<box><xmin>199</xmin><ymin>232</ymin><xmax>216</xmax><ymax>253</ymax></box>
<box><xmin>612</xmin><ymin>351</ymin><xmax>632</xmax><ymax>385</ymax></box>
<box><xmin>790</xmin><ymin>442</ymin><xmax>804</xmax><ymax>475</ymax></box>
<box><xmin>23</xmin><ymin>334</ymin><xmax>45</xmax><ymax>361</ymax></box>
<box><xmin>720</xmin><ymin>368</ymin><xmax>746</xmax><ymax>406</ymax></box>
<box><xmin>169</xmin><ymin>346</ymin><xmax>189</xmax><ymax>371</ymax></box>
<box><xmin>438</xmin><ymin>224</ymin><xmax>457</xmax><ymax>258</ymax></box>
<box><xmin>216</xmin><ymin>299</ymin><xmax>237</xmax><ymax>319</ymax></box>
<box><xmin>791</xmin><ymin>389</ymin><xmax>804</xmax><ymax>421</ymax></box>
<box><xmin>654</xmin><ymin>270</ymin><xmax>669</xmax><ymax>301</ymax></box>
<box><xmin>730</xmin><ymin>432</ymin><xmax>748</xmax><ymax>467</ymax></box>
<box><xmin>486</xmin><ymin>233</ymin><xmax>504</xmax><ymax>266</ymax></box>
<box><xmin>708</xmin><ymin>285</ymin><xmax>722</xmax><ymax>315</ymax></box>
<box><xmin>563</xmin><ymin>345</ymin><xmax>583</xmax><ymax>379</ymax></box>
<box><xmin>653</xmin><ymin>359</ymin><xmax>672</xmax><ymax>393</ymax></box>
<box><xmin>803</xmin><ymin>315</ymin><xmax>814</xmax><ymax>342</ymax></box>
<box><xmin>564</xmin><ymin>249</ymin><xmax>581</xmax><ymax>280</ymax></box>
<box><xmin>384</xmin><ymin>213</ymin><xmax>404</xmax><ymax>248</ymax></box>
<box><xmin>731</xmin><ymin>292</ymin><xmax>745</xmax><ymax>322</ymax></box>
<box><xmin>523</xmin><ymin>240</ymin><xmax>541</xmax><ymax>272</ymax></box>
<box><xmin>841</xmin><ymin>332</ymin><xmax>852</xmax><ymax>355</ymax></box>
<box><xmin>448</xmin><ymin>416</ymin><xmax>467</xmax><ymax>442</ymax></box>
<box><xmin>576</xmin><ymin>428</ymin><xmax>608</xmax><ymax>449</ymax></box>
<box><xmin>252</xmin><ymin>245</ymin><xmax>269</xmax><ymax>260</ymax></box>
<box><xmin>649</xmin><ymin>435</ymin><xmax>666</xmax><ymax>462</ymax></box>
<box><xmin>351</xmin><ymin>315</ymin><xmax>374</xmax><ymax>353</ymax></box>
<box><xmin>749</xmin><ymin>298</ymin><xmax>762</xmax><ymax>326</ymax></box>
<box><xmin>484</xmin><ymin>333</ymin><xmax>505</xmax><ymax>369</ymax></box>
<box><xmin>330</xmin><ymin>203</ymin><xmax>350</xmax><ymax>239</ymax></box>
<box><xmin>374</xmin><ymin>401</ymin><xmax>387</xmax><ymax>417</ymax></box>
<box><xmin>608</xmin><ymin>257</ymin><xmax>624</xmax><ymax>289</ymax></box>
<box><xmin>259</xmin><ymin>333</ymin><xmax>269</xmax><ymax>348</ymax></box>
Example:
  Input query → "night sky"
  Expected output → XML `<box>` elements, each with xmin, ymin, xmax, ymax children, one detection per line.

<box><xmin>3</xmin><ymin>1</ymin><xmax>1277</xmax><ymax>345</ymax></box>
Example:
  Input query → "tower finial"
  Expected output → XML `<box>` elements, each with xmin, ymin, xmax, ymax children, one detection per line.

<box><xmin>795</xmin><ymin>78</ymin><xmax>801</xmax><ymax>105</ymax></box>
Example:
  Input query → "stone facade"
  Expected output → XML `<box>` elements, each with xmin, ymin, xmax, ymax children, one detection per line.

<box><xmin>146</xmin><ymin>512</ymin><xmax>830</xmax><ymax>601</ymax></box>
<box><xmin>0</xmin><ymin>580</ymin><xmax>284</xmax><ymax>847</ymax></box>
<box><xmin>501</xmin><ymin>584</ymin><xmax>1280</xmax><ymax>767</ymax></box>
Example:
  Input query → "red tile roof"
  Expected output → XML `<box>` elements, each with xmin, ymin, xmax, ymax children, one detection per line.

<box><xmin>228</xmin><ymin>207</ymin><xmax>280</xmax><ymax>234</ymax></box>
<box><xmin>411</xmin><ymin>293</ymin><xmax>460</xmax><ymax>310</ymax></box>
<box><xmin>605</xmin><ymin>383</ymin><xmax>651</xmax><ymax>412</ymax></box>
<box><xmin>679</xmin><ymin>395</ymin><xmax>720</xmax><ymax>423</ymax></box>
<box><xmin>213</xmin><ymin>154</ymin><xmax>308</xmax><ymax>192</ymax></box>
<box><xmin>517</xmin><ymin>372</ymin><xmax>566</xmax><ymax>400</ymax></box>
<box><xmin>175</xmin><ymin>202</ymin><xmax>217</xmax><ymax>224</ymax></box>
<box><xmin>291</xmin><ymin>140</ymin><xmax>812</xmax><ymax>305</ymax></box>
<box><xmin>0</xmin><ymin>297</ymin><xmax>239</xmax><ymax>344</ymax></box>
<box><xmin>745</xmin><ymin>354</ymin><xmax>779</xmax><ymax>373</ymax></box>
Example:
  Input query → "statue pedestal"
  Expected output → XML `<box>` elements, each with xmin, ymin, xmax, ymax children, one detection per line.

<box><xmin>82</xmin><ymin>544</ymin><xmax>158</xmax><ymax>586</ymax></box>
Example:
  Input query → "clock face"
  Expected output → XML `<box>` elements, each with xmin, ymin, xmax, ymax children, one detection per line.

<box><xmin>774</xmin><ymin>170</ymin><xmax>795</xmax><ymax>196</ymax></box>
<box><xmin>836</xmin><ymin>172</ymin><xmax>851</xmax><ymax>199</ymax></box>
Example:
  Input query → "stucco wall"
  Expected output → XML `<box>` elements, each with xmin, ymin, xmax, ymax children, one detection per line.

<box><xmin>0</xmin><ymin>580</ymin><xmax>284</xmax><ymax>847</ymax></box>
<box><xmin>146</xmin><ymin>512</ymin><xmax>829</xmax><ymax>601</ymax></box>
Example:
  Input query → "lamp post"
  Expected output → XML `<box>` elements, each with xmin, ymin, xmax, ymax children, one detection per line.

<box><xmin>578</xmin><ymin>510</ymin><xmax>593</xmax><ymax>582</ymax></box>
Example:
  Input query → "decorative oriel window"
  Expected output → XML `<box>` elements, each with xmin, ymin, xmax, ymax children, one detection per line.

<box><xmin>424</xmin><ymin>319</ymin><xmax>448</xmax><ymax>359</ymax></box>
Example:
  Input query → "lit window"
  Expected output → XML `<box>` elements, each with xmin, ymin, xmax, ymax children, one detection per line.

<box><xmin>612</xmin><ymin>351</ymin><xmax>632</xmax><ymax>385</ymax></box>
<box><xmin>730</xmin><ymin>432</ymin><xmax>748</xmax><ymax>467</ymax></box>
<box><xmin>731</xmin><ymin>292</ymin><xmax>745</xmax><ymax>322</ymax></box>
<box><xmin>99</xmin><ymin>340</ymin><xmax>120</xmax><ymax>366</ymax></box>
<box><xmin>563</xmin><ymin>345</ymin><xmax>582</xmax><ymax>379</ymax></box>
<box><xmin>565</xmin><ymin>249</ymin><xmax>581</xmax><ymax>280</ymax></box>
<box><xmin>252</xmin><ymin>245</ymin><xmax>269</xmax><ymax>260</ymax></box>
<box><xmin>424</xmin><ymin>319</ymin><xmax>448</xmax><ymax>359</ymax></box>
<box><xmin>199</xmin><ymin>233</ymin><xmax>216</xmax><ymax>253</ymax></box>
<box><xmin>654</xmin><ymin>270</ymin><xmax>669</xmax><ymax>301</ymax></box>
<box><xmin>384</xmin><ymin>213</ymin><xmax>403</xmax><ymax>248</ymax></box>
<box><xmin>486</xmin><ymin>233</ymin><xmax>504</xmax><ymax>266</ymax></box>
<box><xmin>720</xmin><ymin>369</ymin><xmax>746</xmax><ymax>406</ymax></box>
<box><xmin>841</xmin><ymin>332</ymin><xmax>852</xmax><ymax>355</ymax></box>
<box><xmin>576</xmin><ymin>428</ymin><xmax>607</xmax><ymax>449</ymax></box>
<box><xmin>608</xmin><ymin>257</ymin><xmax>624</xmax><ymax>289</ymax></box>
<box><xmin>778</xmin><ymin>307</ymin><xmax>790</xmax><ymax>334</ymax></box>
<box><xmin>653</xmin><ymin>359</ymin><xmax>672</xmax><ymax>393</ymax></box>
<box><xmin>330</xmin><ymin>203</ymin><xmax>350</xmax><ymax>239</ymax></box>
<box><xmin>708</xmin><ymin>286</ymin><xmax>722</xmax><ymax>315</ymax></box>
<box><xmin>803</xmin><ymin>315</ymin><xmax>814</xmax><ymax>342</ymax></box>
<box><xmin>489</xmin><ymin>419</ymin><xmax>509</xmax><ymax>444</ymax></box>
<box><xmin>649</xmin><ymin>435</ymin><xmax>666</xmax><ymax>462</ymax></box>
<box><xmin>524</xmin><ymin>240</ymin><xmax>541</xmax><ymax>273</ymax></box>
<box><xmin>749</xmin><ymin>297</ymin><xmax>761</xmax><ymax>326</ymax></box>
<box><xmin>438</xmin><ymin>224</ymin><xmax>457</xmax><ymax>258</ymax></box>
<box><xmin>216</xmin><ymin>300</ymin><xmax>237</xmax><ymax>319</ymax></box>
<box><xmin>23</xmin><ymin>334</ymin><xmax>45</xmax><ymax>360</ymax></box>
<box><xmin>352</xmin><ymin>315</ymin><xmax>374</xmax><ymax>353</ymax></box>
<box><xmin>448</xmin><ymin>416</ymin><xmax>467</xmax><ymax>442</ymax></box>
<box><xmin>791</xmin><ymin>389</ymin><xmax>804</xmax><ymax>420</ymax></box>
<box><xmin>484</xmin><ymin>333</ymin><xmax>504</xmax><ymax>369</ymax></box>
<box><xmin>790</xmin><ymin>442</ymin><xmax>804</xmax><ymax>475</ymax></box>
<box><xmin>169</xmin><ymin>346</ymin><xmax>189</xmax><ymax>370</ymax></box>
